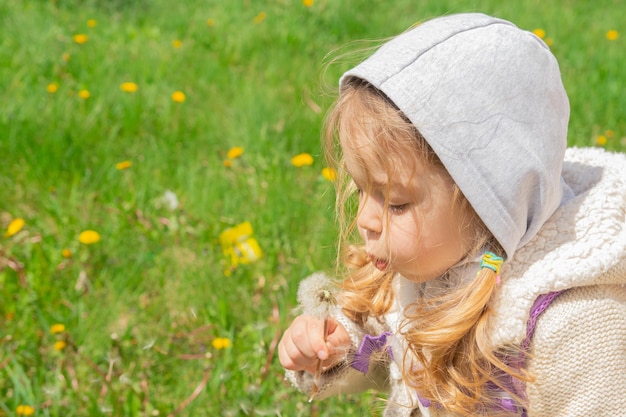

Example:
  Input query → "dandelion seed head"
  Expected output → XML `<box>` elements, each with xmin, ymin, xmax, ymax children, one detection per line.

<box><xmin>297</xmin><ymin>272</ymin><xmax>337</xmax><ymax>318</ymax></box>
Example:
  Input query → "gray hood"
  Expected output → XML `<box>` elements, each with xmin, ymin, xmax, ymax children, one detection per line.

<box><xmin>341</xmin><ymin>13</ymin><xmax>573</xmax><ymax>259</ymax></box>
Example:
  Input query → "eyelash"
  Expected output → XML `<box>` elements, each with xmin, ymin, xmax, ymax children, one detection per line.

<box><xmin>389</xmin><ymin>204</ymin><xmax>409</xmax><ymax>215</ymax></box>
<box><xmin>356</xmin><ymin>188</ymin><xmax>409</xmax><ymax>215</ymax></box>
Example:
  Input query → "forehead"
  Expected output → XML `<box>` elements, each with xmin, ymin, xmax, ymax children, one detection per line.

<box><xmin>340</xmin><ymin>128</ymin><xmax>422</xmax><ymax>188</ymax></box>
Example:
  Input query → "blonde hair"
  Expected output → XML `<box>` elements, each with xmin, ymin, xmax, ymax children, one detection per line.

<box><xmin>323</xmin><ymin>78</ymin><xmax>531</xmax><ymax>415</ymax></box>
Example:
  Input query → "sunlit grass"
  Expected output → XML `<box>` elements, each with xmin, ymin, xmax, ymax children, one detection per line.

<box><xmin>1</xmin><ymin>0</ymin><xmax>624</xmax><ymax>415</ymax></box>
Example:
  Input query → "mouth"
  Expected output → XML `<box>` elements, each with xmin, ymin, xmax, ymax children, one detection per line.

<box><xmin>369</xmin><ymin>254</ymin><xmax>389</xmax><ymax>271</ymax></box>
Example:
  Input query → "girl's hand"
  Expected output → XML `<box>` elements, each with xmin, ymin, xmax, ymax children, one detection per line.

<box><xmin>278</xmin><ymin>315</ymin><xmax>350</xmax><ymax>374</ymax></box>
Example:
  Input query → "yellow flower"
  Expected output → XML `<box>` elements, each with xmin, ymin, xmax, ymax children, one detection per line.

<box><xmin>115</xmin><ymin>160</ymin><xmax>132</xmax><ymax>170</ymax></box>
<box><xmin>223</xmin><ymin>159</ymin><xmax>232</xmax><ymax>168</ymax></box>
<box><xmin>321</xmin><ymin>167</ymin><xmax>337</xmax><ymax>181</ymax></box>
<box><xmin>596</xmin><ymin>135</ymin><xmax>607</xmax><ymax>146</ymax></box>
<box><xmin>206</xmin><ymin>18</ymin><xmax>216</xmax><ymax>27</ymax></box>
<box><xmin>219</xmin><ymin>222</ymin><xmax>263</xmax><ymax>268</ymax></box>
<box><xmin>544</xmin><ymin>38</ymin><xmax>554</xmax><ymax>47</ymax></box>
<box><xmin>212</xmin><ymin>337</ymin><xmax>231</xmax><ymax>350</ymax></box>
<box><xmin>16</xmin><ymin>405</ymin><xmax>35</xmax><ymax>416</ymax></box>
<box><xmin>253</xmin><ymin>11</ymin><xmax>267</xmax><ymax>24</ymax></box>
<box><xmin>303</xmin><ymin>0</ymin><xmax>314</xmax><ymax>6</ymax></box>
<box><xmin>532</xmin><ymin>28</ymin><xmax>546</xmax><ymax>39</ymax></box>
<box><xmin>291</xmin><ymin>153</ymin><xmax>314</xmax><ymax>167</ymax></box>
<box><xmin>78</xmin><ymin>230</ymin><xmax>101</xmax><ymax>245</ymax></box>
<box><xmin>47</xmin><ymin>83</ymin><xmax>59</xmax><ymax>93</ymax></box>
<box><xmin>171</xmin><ymin>91</ymin><xmax>186</xmax><ymax>103</ymax></box>
<box><xmin>87</xmin><ymin>19</ymin><xmax>97</xmax><ymax>28</ymax></box>
<box><xmin>54</xmin><ymin>340</ymin><xmax>67</xmax><ymax>351</ymax></box>
<box><xmin>172</xmin><ymin>39</ymin><xmax>182</xmax><ymax>48</ymax></box>
<box><xmin>78</xmin><ymin>89</ymin><xmax>90</xmax><ymax>99</ymax></box>
<box><xmin>605</xmin><ymin>130</ymin><xmax>615</xmax><ymax>138</ymax></box>
<box><xmin>227</xmin><ymin>146</ymin><xmax>244</xmax><ymax>160</ymax></box>
<box><xmin>62</xmin><ymin>52</ymin><xmax>71</xmax><ymax>62</ymax></box>
<box><xmin>5</xmin><ymin>218</ymin><xmax>25</xmax><ymax>237</ymax></box>
<box><xmin>73</xmin><ymin>33</ymin><xmax>89</xmax><ymax>44</ymax></box>
<box><xmin>62</xmin><ymin>248</ymin><xmax>72</xmax><ymax>258</ymax></box>
<box><xmin>50</xmin><ymin>323</ymin><xmax>66</xmax><ymax>334</ymax></box>
<box><xmin>120</xmin><ymin>82</ymin><xmax>139</xmax><ymax>93</ymax></box>
<box><xmin>606</xmin><ymin>30</ymin><xmax>619</xmax><ymax>41</ymax></box>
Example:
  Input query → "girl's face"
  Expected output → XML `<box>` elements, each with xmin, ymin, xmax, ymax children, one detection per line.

<box><xmin>342</xmin><ymin>134</ymin><xmax>477</xmax><ymax>283</ymax></box>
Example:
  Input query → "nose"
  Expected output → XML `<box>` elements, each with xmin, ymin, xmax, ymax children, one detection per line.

<box><xmin>356</xmin><ymin>194</ymin><xmax>383</xmax><ymax>236</ymax></box>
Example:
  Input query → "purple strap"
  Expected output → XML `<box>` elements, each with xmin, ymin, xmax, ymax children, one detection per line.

<box><xmin>351</xmin><ymin>332</ymin><xmax>393</xmax><ymax>373</ymax></box>
<box><xmin>521</xmin><ymin>291</ymin><xmax>564</xmax><ymax>351</ymax></box>
<box><xmin>349</xmin><ymin>292</ymin><xmax>564</xmax><ymax>413</ymax></box>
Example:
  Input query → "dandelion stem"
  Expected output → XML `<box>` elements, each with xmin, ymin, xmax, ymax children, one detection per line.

<box><xmin>309</xmin><ymin>316</ymin><xmax>329</xmax><ymax>402</ymax></box>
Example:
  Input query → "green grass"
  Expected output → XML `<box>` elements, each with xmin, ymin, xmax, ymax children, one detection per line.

<box><xmin>0</xmin><ymin>0</ymin><xmax>624</xmax><ymax>416</ymax></box>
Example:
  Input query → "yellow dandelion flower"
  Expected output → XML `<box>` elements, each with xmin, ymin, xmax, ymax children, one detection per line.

<box><xmin>596</xmin><ymin>135</ymin><xmax>607</xmax><ymax>146</ymax></box>
<box><xmin>172</xmin><ymin>39</ymin><xmax>182</xmax><ymax>48</ymax></box>
<box><xmin>206</xmin><ymin>18</ymin><xmax>216</xmax><ymax>27</ymax></box>
<box><xmin>73</xmin><ymin>33</ymin><xmax>88</xmax><ymax>44</ymax></box>
<box><xmin>321</xmin><ymin>167</ymin><xmax>337</xmax><ymax>181</ymax></box>
<box><xmin>54</xmin><ymin>340</ymin><xmax>67</xmax><ymax>351</ymax></box>
<box><xmin>62</xmin><ymin>52</ymin><xmax>71</xmax><ymax>62</ymax></box>
<box><xmin>212</xmin><ymin>337</ymin><xmax>231</xmax><ymax>350</ymax></box>
<box><xmin>219</xmin><ymin>222</ymin><xmax>263</xmax><ymax>267</ymax></box>
<box><xmin>50</xmin><ymin>323</ymin><xmax>66</xmax><ymax>334</ymax></box>
<box><xmin>532</xmin><ymin>28</ymin><xmax>546</xmax><ymax>39</ymax></box>
<box><xmin>253</xmin><ymin>11</ymin><xmax>267</xmax><ymax>24</ymax></box>
<box><xmin>544</xmin><ymin>38</ymin><xmax>554</xmax><ymax>47</ymax></box>
<box><xmin>78</xmin><ymin>89</ymin><xmax>90</xmax><ymax>99</ymax></box>
<box><xmin>606</xmin><ymin>30</ymin><xmax>619</xmax><ymax>41</ymax></box>
<box><xmin>47</xmin><ymin>83</ymin><xmax>59</xmax><ymax>93</ymax></box>
<box><xmin>171</xmin><ymin>91</ymin><xmax>186</xmax><ymax>103</ymax></box>
<box><xmin>291</xmin><ymin>153</ymin><xmax>314</xmax><ymax>167</ymax></box>
<box><xmin>16</xmin><ymin>405</ymin><xmax>35</xmax><ymax>416</ymax></box>
<box><xmin>5</xmin><ymin>217</ymin><xmax>25</xmax><ymax>237</ymax></box>
<box><xmin>87</xmin><ymin>19</ymin><xmax>97</xmax><ymax>28</ymax></box>
<box><xmin>115</xmin><ymin>160</ymin><xmax>132</xmax><ymax>170</ymax></box>
<box><xmin>223</xmin><ymin>159</ymin><xmax>232</xmax><ymax>167</ymax></box>
<box><xmin>78</xmin><ymin>230</ymin><xmax>100</xmax><ymax>245</ymax></box>
<box><xmin>62</xmin><ymin>248</ymin><xmax>72</xmax><ymax>258</ymax></box>
<box><xmin>303</xmin><ymin>0</ymin><xmax>314</xmax><ymax>6</ymax></box>
<box><xmin>120</xmin><ymin>82</ymin><xmax>139</xmax><ymax>93</ymax></box>
<box><xmin>227</xmin><ymin>146</ymin><xmax>244</xmax><ymax>160</ymax></box>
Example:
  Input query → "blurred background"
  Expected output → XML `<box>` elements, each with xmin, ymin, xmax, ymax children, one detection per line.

<box><xmin>1</xmin><ymin>0</ymin><xmax>624</xmax><ymax>415</ymax></box>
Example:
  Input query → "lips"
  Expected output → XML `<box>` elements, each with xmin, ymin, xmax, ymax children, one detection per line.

<box><xmin>369</xmin><ymin>254</ymin><xmax>388</xmax><ymax>271</ymax></box>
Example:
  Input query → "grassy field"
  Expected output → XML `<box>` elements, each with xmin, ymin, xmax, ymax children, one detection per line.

<box><xmin>0</xmin><ymin>0</ymin><xmax>624</xmax><ymax>416</ymax></box>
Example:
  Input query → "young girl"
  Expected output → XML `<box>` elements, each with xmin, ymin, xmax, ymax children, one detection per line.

<box><xmin>278</xmin><ymin>13</ymin><xmax>626</xmax><ymax>417</ymax></box>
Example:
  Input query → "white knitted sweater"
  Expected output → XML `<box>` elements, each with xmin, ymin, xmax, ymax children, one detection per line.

<box><xmin>286</xmin><ymin>147</ymin><xmax>626</xmax><ymax>416</ymax></box>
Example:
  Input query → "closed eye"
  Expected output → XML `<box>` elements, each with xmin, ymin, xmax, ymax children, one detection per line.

<box><xmin>389</xmin><ymin>203</ymin><xmax>410</xmax><ymax>215</ymax></box>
